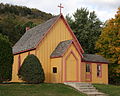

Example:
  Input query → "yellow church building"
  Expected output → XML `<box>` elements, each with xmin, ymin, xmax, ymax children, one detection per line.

<box><xmin>12</xmin><ymin>14</ymin><xmax>109</xmax><ymax>84</ymax></box>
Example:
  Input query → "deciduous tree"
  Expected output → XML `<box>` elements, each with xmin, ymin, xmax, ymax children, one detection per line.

<box><xmin>96</xmin><ymin>8</ymin><xmax>120</xmax><ymax>84</ymax></box>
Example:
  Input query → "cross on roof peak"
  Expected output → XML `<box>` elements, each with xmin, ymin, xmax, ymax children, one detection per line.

<box><xmin>58</xmin><ymin>3</ymin><xmax>64</xmax><ymax>14</ymax></box>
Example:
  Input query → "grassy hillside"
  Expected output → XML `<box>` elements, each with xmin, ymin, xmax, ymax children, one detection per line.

<box><xmin>0</xmin><ymin>83</ymin><xmax>86</xmax><ymax>96</ymax></box>
<box><xmin>94</xmin><ymin>84</ymin><xmax>120</xmax><ymax>96</ymax></box>
<box><xmin>0</xmin><ymin>3</ymin><xmax>53</xmax><ymax>24</ymax></box>
<box><xmin>0</xmin><ymin>3</ymin><xmax>54</xmax><ymax>45</ymax></box>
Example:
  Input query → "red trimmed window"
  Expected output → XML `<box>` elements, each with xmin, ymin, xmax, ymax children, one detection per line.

<box><xmin>53</xmin><ymin>67</ymin><xmax>57</xmax><ymax>73</ymax></box>
<box><xmin>86</xmin><ymin>64</ymin><xmax>90</xmax><ymax>72</ymax></box>
<box><xmin>97</xmin><ymin>64</ymin><xmax>102</xmax><ymax>77</ymax></box>
<box><xmin>18</xmin><ymin>55</ymin><xmax>21</xmax><ymax>71</ymax></box>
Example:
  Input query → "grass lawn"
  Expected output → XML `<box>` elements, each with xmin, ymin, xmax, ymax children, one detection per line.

<box><xmin>0</xmin><ymin>83</ymin><xmax>86</xmax><ymax>96</ymax></box>
<box><xmin>94</xmin><ymin>84</ymin><xmax>120</xmax><ymax>96</ymax></box>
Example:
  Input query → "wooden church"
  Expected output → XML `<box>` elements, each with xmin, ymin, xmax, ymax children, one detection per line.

<box><xmin>12</xmin><ymin>14</ymin><xmax>109</xmax><ymax>84</ymax></box>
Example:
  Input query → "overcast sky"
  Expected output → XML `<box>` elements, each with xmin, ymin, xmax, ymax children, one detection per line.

<box><xmin>0</xmin><ymin>0</ymin><xmax>120</xmax><ymax>22</ymax></box>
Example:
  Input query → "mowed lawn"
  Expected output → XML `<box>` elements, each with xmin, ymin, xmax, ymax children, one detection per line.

<box><xmin>94</xmin><ymin>84</ymin><xmax>120</xmax><ymax>96</ymax></box>
<box><xmin>0</xmin><ymin>83</ymin><xmax>86</xmax><ymax>96</ymax></box>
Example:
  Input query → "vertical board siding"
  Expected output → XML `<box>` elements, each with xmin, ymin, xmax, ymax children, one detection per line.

<box><xmin>36</xmin><ymin>18</ymin><xmax>73</xmax><ymax>82</ymax></box>
<box><xmin>12</xmin><ymin>51</ymin><xmax>35</xmax><ymax>82</ymax></box>
<box><xmin>65</xmin><ymin>53</ymin><xmax>77</xmax><ymax>81</ymax></box>
<box><xmin>51</xmin><ymin>58</ymin><xmax>62</xmax><ymax>83</ymax></box>
<box><xmin>89</xmin><ymin>63</ymin><xmax>108</xmax><ymax>84</ymax></box>
<box><xmin>63</xmin><ymin>44</ymin><xmax>81</xmax><ymax>82</ymax></box>
<box><xmin>12</xmin><ymin>55</ymin><xmax>19</xmax><ymax>82</ymax></box>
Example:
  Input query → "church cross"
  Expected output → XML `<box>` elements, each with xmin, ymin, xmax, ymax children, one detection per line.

<box><xmin>58</xmin><ymin>3</ymin><xmax>64</xmax><ymax>14</ymax></box>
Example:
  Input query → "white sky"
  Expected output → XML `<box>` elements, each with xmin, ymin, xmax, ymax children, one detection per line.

<box><xmin>0</xmin><ymin>0</ymin><xmax>120</xmax><ymax>22</ymax></box>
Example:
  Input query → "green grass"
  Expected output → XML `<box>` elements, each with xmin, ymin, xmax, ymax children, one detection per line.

<box><xmin>0</xmin><ymin>83</ymin><xmax>86</xmax><ymax>96</ymax></box>
<box><xmin>94</xmin><ymin>84</ymin><xmax>120</xmax><ymax>96</ymax></box>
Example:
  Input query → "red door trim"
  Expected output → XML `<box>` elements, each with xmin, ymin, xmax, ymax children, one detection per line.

<box><xmin>64</xmin><ymin>50</ymin><xmax>79</xmax><ymax>82</ymax></box>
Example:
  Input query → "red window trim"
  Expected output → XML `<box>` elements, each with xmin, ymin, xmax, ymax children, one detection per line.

<box><xmin>97</xmin><ymin>64</ymin><xmax>102</xmax><ymax>78</ymax></box>
<box><xmin>85</xmin><ymin>63</ymin><xmax>92</xmax><ymax>82</ymax></box>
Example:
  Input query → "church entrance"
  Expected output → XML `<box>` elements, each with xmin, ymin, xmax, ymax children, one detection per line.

<box><xmin>64</xmin><ymin>51</ymin><xmax>78</xmax><ymax>82</ymax></box>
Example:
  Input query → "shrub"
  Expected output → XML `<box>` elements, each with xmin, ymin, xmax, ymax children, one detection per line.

<box><xmin>0</xmin><ymin>34</ymin><xmax>13</xmax><ymax>82</ymax></box>
<box><xmin>18</xmin><ymin>54</ymin><xmax>45</xmax><ymax>83</ymax></box>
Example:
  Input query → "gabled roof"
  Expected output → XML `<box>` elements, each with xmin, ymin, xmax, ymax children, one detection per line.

<box><xmin>82</xmin><ymin>54</ymin><xmax>109</xmax><ymax>64</ymax></box>
<box><xmin>13</xmin><ymin>15</ymin><xmax>60</xmax><ymax>54</ymax></box>
<box><xmin>50</xmin><ymin>40</ymin><xmax>72</xmax><ymax>58</ymax></box>
<box><xmin>13</xmin><ymin>14</ymin><xmax>84</xmax><ymax>55</ymax></box>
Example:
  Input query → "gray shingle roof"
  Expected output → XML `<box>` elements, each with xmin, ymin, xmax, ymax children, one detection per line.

<box><xmin>13</xmin><ymin>15</ymin><xmax>60</xmax><ymax>54</ymax></box>
<box><xmin>50</xmin><ymin>40</ymin><xmax>72</xmax><ymax>58</ymax></box>
<box><xmin>82</xmin><ymin>54</ymin><xmax>109</xmax><ymax>63</ymax></box>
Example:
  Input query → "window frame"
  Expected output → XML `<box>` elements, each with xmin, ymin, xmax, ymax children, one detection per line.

<box><xmin>97</xmin><ymin>64</ymin><xmax>102</xmax><ymax>77</ymax></box>
<box><xmin>53</xmin><ymin>67</ymin><xmax>57</xmax><ymax>73</ymax></box>
<box><xmin>86</xmin><ymin>64</ymin><xmax>91</xmax><ymax>72</ymax></box>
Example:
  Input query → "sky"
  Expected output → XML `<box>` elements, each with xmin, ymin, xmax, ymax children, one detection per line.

<box><xmin>0</xmin><ymin>0</ymin><xmax>120</xmax><ymax>22</ymax></box>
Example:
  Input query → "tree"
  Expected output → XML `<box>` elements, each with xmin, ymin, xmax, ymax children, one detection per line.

<box><xmin>96</xmin><ymin>8</ymin><xmax>120</xmax><ymax>84</ymax></box>
<box><xmin>0</xmin><ymin>14</ymin><xmax>19</xmax><ymax>45</ymax></box>
<box><xmin>66</xmin><ymin>8</ymin><xmax>102</xmax><ymax>54</ymax></box>
<box><xmin>0</xmin><ymin>14</ymin><xmax>37</xmax><ymax>46</ymax></box>
<box><xmin>0</xmin><ymin>34</ymin><xmax>13</xmax><ymax>82</ymax></box>
<box><xmin>18</xmin><ymin>54</ymin><xmax>45</xmax><ymax>84</ymax></box>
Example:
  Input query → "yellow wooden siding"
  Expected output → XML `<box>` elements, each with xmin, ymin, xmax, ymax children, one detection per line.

<box><xmin>12</xmin><ymin>50</ymin><xmax>35</xmax><ymax>82</ymax></box>
<box><xmin>62</xmin><ymin>44</ymin><xmax>81</xmax><ymax>82</ymax></box>
<box><xmin>81</xmin><ymin>62</ymin><xmax>86</xmax><ymax>82</ymax></box>
<box><xmin>11</xmin><ymin>55</ymin><xmax>19</xmax><ymax>82</ymax></box>
<box><xmin>50</xmin><ymin>58</ymin><xmax>62</xmax><ymax>83</ymax></box>
<box><xmin>66</xmin><ymin>53</ymin><xmax>77</xmax><ymax>81</ymax></box>
<box><xmin>36</xmin><ymin>18</ymin><xmax>73</xmax><ymax>82</ymax></box>
<box><xmin>91</xmin><ymin>63</ymin><xmax>108</xmax><ymax>84</ymax></box>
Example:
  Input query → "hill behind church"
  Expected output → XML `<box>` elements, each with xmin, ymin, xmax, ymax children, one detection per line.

<box><xmin>0</xmin><ymin>3</ymin><xmax>53</xmax><ymax>45</ymax></box>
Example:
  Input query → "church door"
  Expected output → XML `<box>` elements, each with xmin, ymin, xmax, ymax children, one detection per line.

<box><xmin>64</xmin><ymin>51</ymin><xmax>78</xmax><ymax>82</ymax></box>
<box><xmin>86</xmin><ymin>64</ymin><xmax>92</xmax><ymax>82</ymax></box>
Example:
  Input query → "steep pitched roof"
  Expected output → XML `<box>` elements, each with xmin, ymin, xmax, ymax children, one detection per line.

<box><xmin>50</xmin><ymin>40</ymin><xmax>72</xmax><ymax>58</ymax></box>
<box><xmin>13</xmin><ymin>14</ymin><xmax>84</xmax><ymax>55</ymax></box>
<box><xmin>82</xmin><ymin>54</ymin><xmax>109</xmax><ymax>63</ymax></box>
<box><xmin>13</xmin><ymin>15</ymin><xmax>60</xmax><ymax>54</ymax></box>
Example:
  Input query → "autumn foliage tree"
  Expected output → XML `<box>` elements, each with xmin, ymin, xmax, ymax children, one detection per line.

<box><xmin>96</xmin><ymin>8</ymin><xmax>120</xmax><ymax>84</ymax></box>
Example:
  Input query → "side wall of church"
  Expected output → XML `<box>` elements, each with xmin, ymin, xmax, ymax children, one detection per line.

<box><xmin>12</xmin><ymin>50</ymin><xmax>35</xmax><ymax>82</ymax></box>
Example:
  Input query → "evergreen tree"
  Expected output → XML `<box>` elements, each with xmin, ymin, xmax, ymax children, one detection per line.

<box><xmin>0</xmin><ymin>34</ymin><xmax>13</xmax><ymax>82</ymax></box>
<box><xmin>18</xmin><ymin>54</ymin><xmax>45</xmax><ymax>84</ymax></box>
<box><xmin>66</xmin><ymin>8</ymin><xmax>102</xmax><ymax>54</ymax></box>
